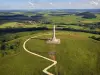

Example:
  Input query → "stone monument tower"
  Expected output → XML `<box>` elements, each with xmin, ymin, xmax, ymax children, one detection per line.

<box><xmin>47</xmin><ymin>25</ymin><xmax>60</xmax><ymax>44</ymax></box>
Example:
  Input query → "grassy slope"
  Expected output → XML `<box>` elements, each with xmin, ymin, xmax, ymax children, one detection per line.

<box><xmin>26</xmin><ymin>31</ymin><xmax>100</xmax><ymax>75</ymax></box>
<box><xmin>0</xmin><ymin>32</ymin><xmax>51</xmax><ymax>75</ymax></box>
<box><xmin>0</xmin><ymin>31</ymin><xmax>100</xmax><ymax>75</ymax></box>
<box><xmin>0</xmin><ymin>22</ymin><xmax>40</xmax><ymax>28</ymax></box>
<box><xmin>0</xmin><ymin>22</ymin><xmax>17</xmax><ymax>28</ymax></box>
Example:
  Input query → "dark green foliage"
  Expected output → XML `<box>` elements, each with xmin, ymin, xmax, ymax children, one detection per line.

<box><xmin>0</xmin><ymin>34</ymin><xmax>15</xmax><ymax>43</ymax></box>
<box><xmin>61</xmin><ymin>27</ymin><xmax>100</xmax><ymax>35</ymax></box>
<box><xmin>0</xmin><ymin>14</ymin><xmax>45</xmax><ymax>23</ymax></box>
<box><xmin>0</xmin><ymin>33</ymin><xmax>21</xmax><ymax>57</ymax></box>
<box><xmin>89</xmin><ymin>36</ymin><xmax>100</xmax><ymax>41</ymax></box>
<box><xmin>9</xmin><ymin>45</ymin><xmax>14</xmax><ymax>49</ymax></box>
<box><xmin>0</xmin><ymin>43</ymin><xmax>6</xmax><ymax>50</ymax></box>
<box><xmin>0</xmin><ymin>41</ymin><xmax>20</xmax><ymax>57</ymax></box>
<box><xmin>0</xmin><ymin>27</ymin><xmax>49</xmax><ymax>33</ymax></box>
<box><xmin>76</xmin><ymin>12</ymin><xmax>97</xmax><ymax>19</ymax></box>
<box><xmin>14</xmin><ymin>35</ymin><xmax>20</xmax><ymax>39</ymax></box>
<box><xmin>78</xmin><ymin>22</ymin><xmax>100</xmax><ymax>29</ymax></box>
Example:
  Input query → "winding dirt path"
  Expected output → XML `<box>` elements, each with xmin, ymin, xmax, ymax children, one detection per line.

<box><xmin>23</xmin><ymin>34</ymin><xmax>57</xmax><ymax>75</ymax></box>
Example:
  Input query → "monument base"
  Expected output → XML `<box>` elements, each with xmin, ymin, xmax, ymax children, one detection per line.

<box><xmin>47</xmin><ymin>38</ymin><xmax>60</xmax><ymax>44</ymax></box>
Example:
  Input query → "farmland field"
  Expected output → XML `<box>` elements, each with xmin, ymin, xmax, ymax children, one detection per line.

<box><xmin>0</xmin><ymin>9</ymin><xmax>100</xmax><ymax>75</ymax></box>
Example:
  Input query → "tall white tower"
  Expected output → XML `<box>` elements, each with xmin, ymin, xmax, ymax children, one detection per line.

<box><xmin>52</xmin><ymin>25</ymin><xmax>57</xmax><ymax>41</ymax></box>
<box><xmin>47</xmin><ymin>25</ymin><xmax>60</xmax><ymax>44</ymax></box>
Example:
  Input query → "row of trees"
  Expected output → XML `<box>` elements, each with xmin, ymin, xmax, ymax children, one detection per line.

<box><xmin>0</xmin><ymin>34</ymin><xmax>20</xmax><ymax>43</ymax></box>
<box><xmin>0</xmin><ymin>14</ymin><xmax>45</xmax><ymax>22</ymax></box>
<box><xmin>59</xmin><ymin>27</ymin><xmax>100</xmax><ymax>35</ymax></box>
<box><xmin>0</xmin><ymin>40</ymin><xmax>20</xmax><ymax>57</ymax></box>
<box><xmin>0</xmin><ymin>27</ymin><xmax>48</xmax><ymax>33</ymax></box>
<box><xmin>76</xmin><ymin>12</ymin><xmax>97</xmax><ymax>19</ymax></box>
<box><xmin>0</xmin><ymin>33</ymin><xmax>21</xmax><ymax>57</ymax></box>
<box><xmin>55</xmin><ymin>22</ymin><xmax>100</xmax><ymax>30</ymax></box>
<box><xmin>0</xmin><ymin>25</ymin><xmax>100</xmax><ymax>35</ymax></box>
<box><xmin>89</xmin><ymin>36</ymin><xmax>100</xmax><ymax>41</ymax></box>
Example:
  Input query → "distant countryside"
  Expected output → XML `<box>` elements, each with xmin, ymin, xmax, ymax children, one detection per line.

<box><xmin>0</xmin><ymin>9</ymin><xmax>100</xmax><ymax>75</ymax></box>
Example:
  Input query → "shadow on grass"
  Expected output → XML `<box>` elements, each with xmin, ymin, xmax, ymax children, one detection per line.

<box><xmin>31</xmin><ymin>38</ymin><xmax>50</xmax><ymax>41</ymax></box>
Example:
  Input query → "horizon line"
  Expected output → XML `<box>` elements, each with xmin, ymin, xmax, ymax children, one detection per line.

<box><xmin>0</xmin><ymin>8</ymin><xmax>100</xmax><ymax>10</ymax></box>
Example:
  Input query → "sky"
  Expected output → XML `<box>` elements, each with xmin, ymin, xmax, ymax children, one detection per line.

<box><xmin>0</xmin><ymin>0</ymin><xmax>100</xmax><ymax>10</ymax></box>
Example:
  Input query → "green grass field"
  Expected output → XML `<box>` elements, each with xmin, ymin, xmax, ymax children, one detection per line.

<box><xmin>0</xmin><ymin>32</ymin><xmax>52</xmax><ymax>75</ymax></box>
<box><xmin>0</xmin><ymin>22</ymin><xmax>40</xmax><ymax>28</ymax></box>
<box><xmin>0</xmin><ymin>31</ymin><xmax>99</xmax><ymax>75</ymax></box>
<box><xmin>26</xmin><ymin>31</ymin><xmax>100</xmax><ymax>75</ymax></box>
<box><xmin>48</xmin><ymin>14</ymin><xmax>100</xmax><ymax>24</ymax></box>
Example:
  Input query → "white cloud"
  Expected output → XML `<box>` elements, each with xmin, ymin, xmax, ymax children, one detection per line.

<box><xmin>49</xmin><ymin>2</ymin><xmax>53</xmax><ymax>5</ymax></box>
<box><xmin>28</xmin><ymin>2</ymin><xmax>34</xmax><ymax>7</ymax></box>
<box><xmin>1</xmin><ymin>1</ymin><xmax>100</xmax><ymax>9</ymax></box>
<box><xmin>90</xmin><ymin>1</ymin><xmax>99</xmax><ymax>5</ymax></box>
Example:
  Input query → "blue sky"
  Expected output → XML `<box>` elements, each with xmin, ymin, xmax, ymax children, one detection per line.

<box><xmin>0</xmin><ymin>0</ymin><xmax>100</xmax><ymax>9</ymax></box>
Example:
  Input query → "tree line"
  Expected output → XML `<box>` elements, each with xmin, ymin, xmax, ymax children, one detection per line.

<box><xmin>89</xmin><ymin>36</ymin><xmax>100</xmax><ymax>41</ymax></box>
<box><xmin>0</xmin><ymin>33</ymin><xmax>21</xmax><ymax>57</ymax></box>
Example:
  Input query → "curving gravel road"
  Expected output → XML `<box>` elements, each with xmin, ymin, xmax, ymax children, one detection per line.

<box><xmin>23</xmin><ymin>34</ymin><xmax>57</xmax><ymax>75</ymax></box>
